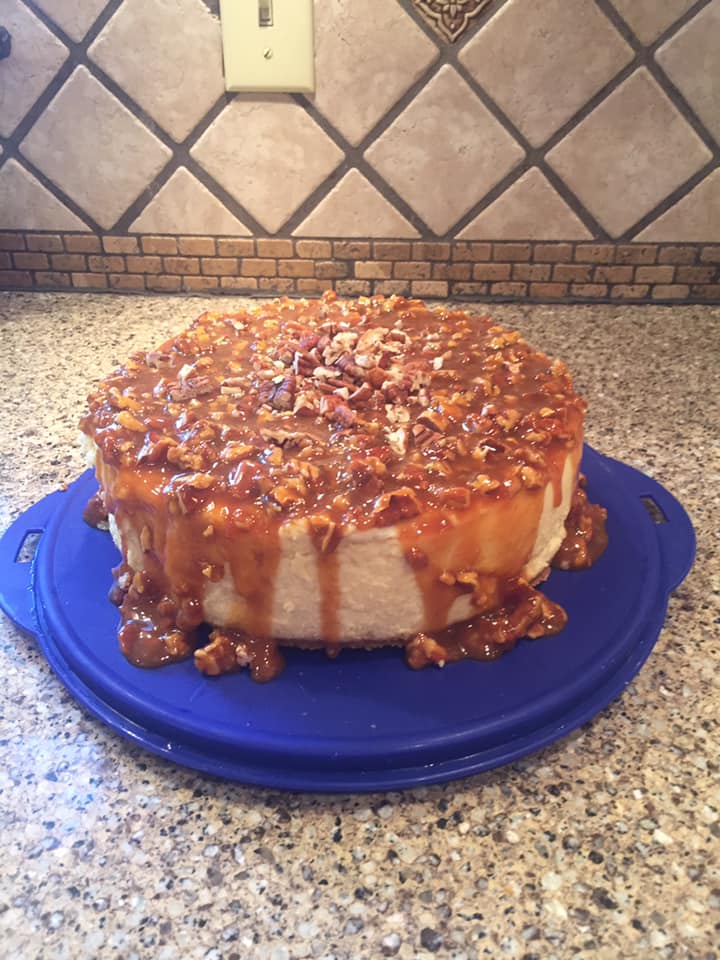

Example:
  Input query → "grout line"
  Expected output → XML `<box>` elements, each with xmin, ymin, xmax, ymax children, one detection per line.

<box><xmin>20</xmin><ymin>0</ymin><xmax>123</xmax><ymax>48</ymax></box>
<box><xmin>394</xmin><ymin>0</ymin><xmax>453</xmax><ymax>42</ymax></box>
<box><xmin>622</xmin><ymin>160</ymin><xmax>718</xmax><ymax>241</ymax></box>
<box><xmin>437</xmin><ymin>18</ymin><xmax>627</xmax><ymax>240</ymax></box>
<box><xmin>442</xmin><ymin>159</ymin><xmax>532</xmax><ymax>239</ymax></box>
<box><xmin>16</xmin><ymin>0</ymin><xmax>260</xmax><ymax>235</ymax></box>
<box><xmin>182</xmin><ymin>155</ymin><xmax>269</xmax><ymax>237</ymax></box>
<box><xmin>531</xmin><ymin>58</ymin><xmax>640</xmax><ymax>159</ymax></box>
<box><xmin>8</xmin><ymin>56</ymin><xmax>77</xmax><ymax>151</ymax></box>
<box><xmin>450</xmin><ymin>58</ymin><xmax>612</xmax><ymax>241</ymax></box>
<box><xmin>391</xmin><ymin>0</ymin><xmax>445</xmax><ymax>49</ymax></box>
<box><xmin>9</xmin><ymin>155</ymin><xmax>97</xmax><ymax>231</ymax></box>
<box><xmin>452</xmin><ymin>0</ymin><xmax>514</xmax><ymax>51</ymax></box>
<box><xmin>538</xmin><ymin>164</ymin><xmax>609</xmax><ymax>240</ymax></box>
<box><xmin>647</xmin><ymin>64</ymin><xmax>720</xmax><ymax>157</ymax></box>
<box><xmin>280</xmin><ymin>94</ymin><xmax>433</xmax><ymax>237</ymax></box>
<box><xmin>6</xmin><ymin>0</ymin><xmax>719</xmax><ymax>247</ymax></box>
<box><xmin>10</xmin><ymin>0</ymin><xmax>123</xmax><ymax>232</ymax></box>
<box><xmin>594</xmin><ymin>0</ymin><xmax>714</xmax><ymax>53</ymax></box>
<box><xmin>345</xmin><ymin>62</ymin><xmax>443</xmax><ymax>159</ymax></box>
<box><xmin>593</xmin><ymin>0</ymin><xmax>719</xmax><ymax>155</ymax></box>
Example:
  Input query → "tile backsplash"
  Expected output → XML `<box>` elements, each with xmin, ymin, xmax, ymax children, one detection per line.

<box><xmin>0</xmin><ymin>0</ymin><xmax>718</xmax><ymax>301</ymax></box>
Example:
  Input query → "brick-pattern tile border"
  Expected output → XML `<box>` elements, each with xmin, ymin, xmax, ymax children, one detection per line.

<box><xmin>0</xmin><ymin>234</ymin><xmax>718</xmax><ymax>303</ymax></box>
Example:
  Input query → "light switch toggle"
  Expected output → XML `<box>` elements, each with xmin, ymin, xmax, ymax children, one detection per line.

<box><xmin>258</xmin><ymin>0</ymin><xmax>273</xmax><ymax>27</ymax></box>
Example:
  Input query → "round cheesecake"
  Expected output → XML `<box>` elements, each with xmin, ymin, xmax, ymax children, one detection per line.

<box><xmin>80</xmin><ymin>293</ymin><xmax>606</xmax><ymax>680</ymax></box>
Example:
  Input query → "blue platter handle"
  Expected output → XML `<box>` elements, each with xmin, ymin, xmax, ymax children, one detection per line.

<box><xmin>0</xmin><ymin>488</ymin><xmax>66</xmax><ymax>636</ymax></box>
<box><xmin>597</xmin><ymin>453</ymin><xmax>695</xmax><ymax>593</ymax></box>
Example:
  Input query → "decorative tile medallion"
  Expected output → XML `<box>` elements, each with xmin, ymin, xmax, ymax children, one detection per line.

<box><xmin>412</xmin><ymin>0</ymin><xmax>494</xmax><ymax>42</ymax></box>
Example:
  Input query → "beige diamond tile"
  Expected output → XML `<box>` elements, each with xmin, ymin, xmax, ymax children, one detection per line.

<box><xmin>190</xmin><ymin>97</ymin><xmax>344</xmax><ymax>234</ymax></box>
<box><xmin>31</xmin><ymin>0</ymin><xmax>109</xmax><ymax>42</ymax></box>
<box><xmin>458</xmin><ymin>168</ymin><xmax>591</xmax><ymax>240</ymax></box>
<box><xmin>0</xmin><ymin>159</ymin><xmax>87</xmax><ymax>230</ymax></box>
<box><xmin>547</xmin><ymin>69</ymin><xmax>712</xmax><ymax>237</ymax></box>
<box><xmin>293</xmin><ymin>170</ymin><xmax>419</xmax><ymax>238</ymax></box>
<box><xmin>365</xmin><ymin>66</ymin><xmax>524</xmax><ymax>235</ymax></box>
<box><xmin>0</xmin><ymin>0</ymin><xmax>68</xmax><ymax>138</ymax></box>
<box><xmin>21</xmin><ymin>67</ymin><xmax>172</xmax><ymax>230</ymax></box>
<box><xmin>460</xmin><ymin>0</ymin><xmax>633</xmax><ymax>148</ymax></box>
<box><xmin>89</xmin><ymin>0</ymin><xmax>224</xmax><ymax>143</ymax></box>
<box><xmin>130</xmin><ymin>167</ymin><xmax>250</xmax><ymax>235</ymax></box>
<box><xmin>636</xmin><ymin>168</ymin><xmax>720</xmax><ymax>241</ymax></box>
<box><xmin>609</xmin><ymin>0</ymin><xmax>697</xmax><ymax>44</ymax></box>
<box><xmin>312</xmin><ymin>0</ymin><xmax>438</xmax><ymax>147</ymax></box>
<box><xmin>656</xmin><ymin>1</ymin><xmax>720</xmax><ymax>144</ymax></box>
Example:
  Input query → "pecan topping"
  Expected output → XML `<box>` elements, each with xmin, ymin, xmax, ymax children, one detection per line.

<box><xmin>81</xmin><ymin>292</ymin><xmax>586</xmax><ymax>531</ymax></box>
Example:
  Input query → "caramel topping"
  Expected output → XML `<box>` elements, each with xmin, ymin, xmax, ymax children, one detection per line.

<box><xmin>80</xmin><ymin>292</ymin><xmax>586</xmax><ymax>532</ymax></box>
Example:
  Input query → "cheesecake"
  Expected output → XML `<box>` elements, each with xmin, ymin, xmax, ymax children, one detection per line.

<box><xmin>80</xmin><ymin>293</ymin><xmax>607</xmax><ymax>680</ymax></box>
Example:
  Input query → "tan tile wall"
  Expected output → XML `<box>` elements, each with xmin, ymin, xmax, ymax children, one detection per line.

<box><xmin>0</xmin><ymin>0</ymin><xmax>718</xmax><ymax>302</ymax></box>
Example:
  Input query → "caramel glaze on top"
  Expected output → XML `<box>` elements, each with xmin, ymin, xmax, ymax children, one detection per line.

<box><xmin>80</xmin><ymin>292</ymin><xmax>606</xmax><ymax>681</ymax></box>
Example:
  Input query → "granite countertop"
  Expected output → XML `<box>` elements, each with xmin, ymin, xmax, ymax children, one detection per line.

<box><xmin>0</xmin><ymin>293</ymin><xmax>718</xmax><ymax>960</ymax></box>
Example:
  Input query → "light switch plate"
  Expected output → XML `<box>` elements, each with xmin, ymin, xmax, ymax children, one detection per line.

<box><xmin>219</xmin><ymin>0</ymin><xmax>315</xmax><ymax>94</ymax></box>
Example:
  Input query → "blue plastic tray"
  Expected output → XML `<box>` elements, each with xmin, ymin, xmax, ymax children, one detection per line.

<box><xmin>0</xmin><ymin>447</ymin><xmax>694</xmax><ymax>792</ymax></box>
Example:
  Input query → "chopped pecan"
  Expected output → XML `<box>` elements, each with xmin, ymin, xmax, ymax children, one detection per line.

<box><xmin>292</xmin><ymin>392</ymin><xmax>319</xmax><ymax>417</ymax></box>
<box><xmin>268</xmin><ymin>374</ymin><xmax>296</xmax><ymax>411</ymax></box>
<box><xmin>520</xmin><ymin>465</ymin><xmax>544</xmax><ymax>489</ymax></box>
<box><xmin>108</xmin><ymin>388</ymin><xmax>142</xmax><ymax>412</ymax></box>
<box><xmin>259</xmin><ymin>426</ymin><xmax>314</xmax><ymax>448</ymax></box>
<box><xmin>166</xmin><ymin>471</ymin><xmax>214</xmax><ymax>513</ymax></box>
<box><xmin>308</xmin><ymin>516</ymin><xmax>340</xmax><ymax>554</ymax></box>
<box><xmin>166</xmin><ymin>444</ymin><xmax>206</xmax><ymax>472</ymax></box>
<box><xmin>496</xmin><ymin>409</ymin><xmax>522</xmax><ymax>432</ymax></box>
<box><xmin>411</xmin><ymin>423</ymin><xmax>435</xmax><ymax>447</ymax></box>
<box><xmin>439</xmin><ymin>487</ymin><xmax>471</xmax><ymax>509</ymax></box>
<box><xmin>145</xmin><ymin>350</ymin><xmax>172</xmax><ymax>368</ymax></box>
<box><xmin>116</xmin><ymin>410</ymin><xmax>147</xmax><ymax>433</ymax></box>
<box><xmin>169</xmin><ymin>376</ymin><xmax>215</xmax><ymax>401</ymax></box>
<box><xmin>336</xmin><ymin>354</ymin><xmax>365</xmax><ymax>379</ymax></box>
<box><xmin>319</xmin><ymin>394</ymin><xmax>356</xmax><ymax>427</ymax></box>
<box><xmin>270</xmin><ymin>480</ymin><xmax>306</xmax><ymax>506</ymax></box>
<box><xmin>366</xmin><ymin>367</ymin><xmax>386</xmax><ymax>388</ymax></box>
<box><xmin>372</xmin><ymin>487</ymin><xmax>422</xmax><ymax>526</ymax></box>
<box><xmin>296</xmin><ymin>460</ymin><xmax>322</xmax><ymax>484</ymax></box>
<box><xmin>387</xmin><ymin>427</ymin><xmax>408</xmax><ymax>457</ymax></box>
<box><xmin>470</xmin><ymin>474</ymin><xmax>501</xmax><ymax>493</ymax></box>
<box><xmin>417</xmin><ymin>408</ymin><xmax>448</xmax><ymax>433</ymax></box>
<box><xmin>195</xmin><ymin>630</ymin><xmax>239</xmax><ymax>676</ymax></box>
<box><xmin>180</xmin><ymin>471</ymin><xmax>214</xmax><ymax>489</ymax></box>
<box><xmin>220</xmin><ymin>441</ymin><xmax>255</xmax><ymax>462</ymax></box>
<box><xmin>136</xmin><ymin>433</ymin><xmax>178</xmax><ymax>464</ymax></box>
<box><xmin>348</xmin><ymin>383</ymin><xmax>374</xmax><ymax>405</ymax></box>
<box><xmin>405</xmin><ymin>633</ymin><xmax>449</xmax><ymax>670</ymax></box>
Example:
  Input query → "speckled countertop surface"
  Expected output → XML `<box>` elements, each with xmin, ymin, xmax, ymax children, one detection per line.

<box><xmin>0</xmin><ymin>293</ymin><xmax>718</xmax><ymax>960</ymax></box>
